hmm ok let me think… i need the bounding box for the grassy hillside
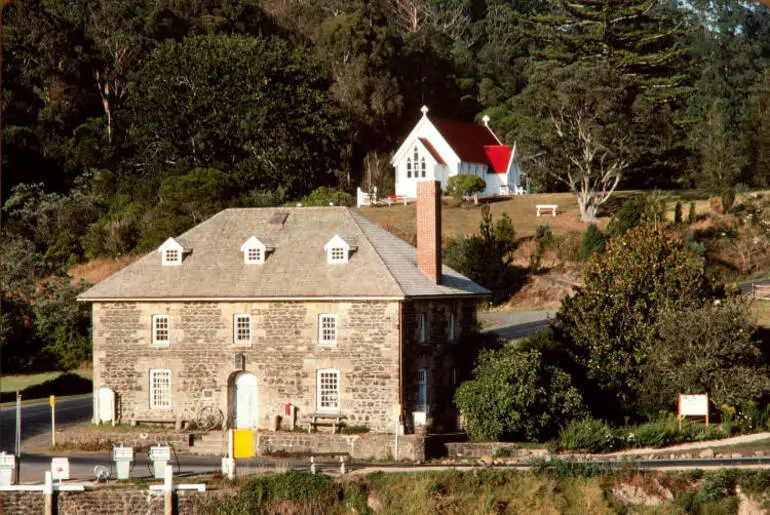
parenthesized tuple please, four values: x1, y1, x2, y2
(356, 191, 713, 242)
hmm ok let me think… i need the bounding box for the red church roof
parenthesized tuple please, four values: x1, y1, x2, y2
(418, 138, 446, 165)
(431, 117, 500, 164)
(483, 145, 513, 174)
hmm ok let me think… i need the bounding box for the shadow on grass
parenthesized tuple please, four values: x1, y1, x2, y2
(0, 373, 92, 403)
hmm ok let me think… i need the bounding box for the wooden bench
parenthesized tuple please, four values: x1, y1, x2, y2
(536, 204, 558, 217)
(303, 413, 346, 434)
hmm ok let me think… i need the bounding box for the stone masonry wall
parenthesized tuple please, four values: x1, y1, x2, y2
(0, 489, 236, 515)
(256, 432, 426, 461)
(93, 301, 401, 432)
(401, 298, 478, 433)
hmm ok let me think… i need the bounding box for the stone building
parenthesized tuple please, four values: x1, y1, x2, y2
(79, 181, 489, 433)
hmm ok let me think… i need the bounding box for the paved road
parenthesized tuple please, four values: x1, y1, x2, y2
(478, 311, 553, 341)
(0, 396, 92, 453)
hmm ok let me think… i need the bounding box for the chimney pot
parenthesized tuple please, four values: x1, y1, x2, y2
(417, 181, 442, 284)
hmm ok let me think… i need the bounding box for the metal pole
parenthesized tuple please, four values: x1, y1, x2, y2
(51, 400, 55, 448)
(14, 392, 19, 482)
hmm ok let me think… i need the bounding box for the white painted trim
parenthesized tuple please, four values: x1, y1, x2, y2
(316, 369, 340, 412)
(233, 314, 252, 345)
(149, 369, 172, 410)
(151, 314, 170, 346)
(318, 313, 338, 345)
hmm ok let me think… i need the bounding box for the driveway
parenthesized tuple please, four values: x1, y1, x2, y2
(478, 311, 554, 341)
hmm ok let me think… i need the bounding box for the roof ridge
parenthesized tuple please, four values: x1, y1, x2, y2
(346, 210, 407, 296)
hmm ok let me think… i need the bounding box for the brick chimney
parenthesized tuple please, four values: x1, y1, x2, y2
(417, 181, 442, 284)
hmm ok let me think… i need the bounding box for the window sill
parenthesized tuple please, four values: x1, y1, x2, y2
(151, 343, 170, 348)
(232, 341, 252, 346)
(317, 341, 337, 347)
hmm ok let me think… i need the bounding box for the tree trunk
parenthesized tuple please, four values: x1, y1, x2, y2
(578, 197, 599, 222)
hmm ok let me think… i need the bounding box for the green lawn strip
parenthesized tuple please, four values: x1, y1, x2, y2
(1, 369, 92, 393)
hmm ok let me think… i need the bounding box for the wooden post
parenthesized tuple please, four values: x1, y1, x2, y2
(43, 471, 53, 515)
(164, 464, 173, 515)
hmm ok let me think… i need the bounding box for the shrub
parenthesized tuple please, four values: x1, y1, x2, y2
(631, 419, 680, 448)
(213, 471, 334, 513)
(532, 458, 614, 478)
(696, 470, 737, 502)
(606, 196, 645, 237)
(673, 201, 683, 224)
(558, 418, 617, 453)
(555, 231, 582, 263)
(446, 174, 486, 200)
(720, 188, 736, 214)
(579, 224, 607, 260)
(688, 201, 697, 224)
(455, 332, 586, 442)
(529, 224, 553, 273)
(297, 186, 353, 207)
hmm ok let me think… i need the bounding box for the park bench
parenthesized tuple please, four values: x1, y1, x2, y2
(536, 204, 558, 217)
(384, 194, 408, 207)
(309, 452, 351, 475)
(130, 417, 184, 430)
(303, 413, 346, 434)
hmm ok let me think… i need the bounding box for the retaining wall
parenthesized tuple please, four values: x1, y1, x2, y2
(256, 432, 427, 461)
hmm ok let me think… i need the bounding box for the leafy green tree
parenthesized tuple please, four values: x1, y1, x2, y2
(127, 35, 344, 199)
(298, 186, 353, 207)
(674, 201, 683, 224)
(158, 168, 233, 225)
(513, 62, 634, 221)
(579, 224, 606, 261)
(454, 331, 586, 442)
(445, 174, 486, 200)
(641, 298, 770, 415)
(32, 278, 92, 371)
(557, 224, 719, 419)
(444, 204, 521, 304)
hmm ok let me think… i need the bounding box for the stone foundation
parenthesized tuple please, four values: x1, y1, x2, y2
(55, 427, 198, 452)
(445, 442, 549, 460)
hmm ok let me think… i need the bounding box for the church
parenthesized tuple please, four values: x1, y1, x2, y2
(391, 106, 527, 199)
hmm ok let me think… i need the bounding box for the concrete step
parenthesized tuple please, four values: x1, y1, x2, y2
(189, 432, 227, 455)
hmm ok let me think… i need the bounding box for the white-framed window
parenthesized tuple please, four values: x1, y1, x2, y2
(246, 247, 261, 263)
(164, 249, 180, 264)
(448, 313, 455, 343)
(420, 157, 426, 178)
(330, 247, 346, 262)
(318, 314, 338, 345)
(317, 369, 340, 412)
(233, 314, 251, 345)
(418, 313, 426, 343)
(150, 369, 171, 409)
(152, 315, 170, 345)
(417, 368, 428, 410)
(406, 159, 412, 178)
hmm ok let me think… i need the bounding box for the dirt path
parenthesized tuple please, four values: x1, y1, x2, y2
(603, 432, 770, 457)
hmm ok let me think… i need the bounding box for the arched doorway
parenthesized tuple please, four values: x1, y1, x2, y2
(233, 372, 258, 429)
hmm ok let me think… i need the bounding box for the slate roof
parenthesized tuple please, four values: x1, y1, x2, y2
(78, 207, 490, 301)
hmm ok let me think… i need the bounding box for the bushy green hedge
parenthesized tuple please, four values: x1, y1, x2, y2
(558, 417, 729, 453)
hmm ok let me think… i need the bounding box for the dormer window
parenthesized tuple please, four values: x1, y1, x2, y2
(241, 236, 274, 264)
(324, 235, 357, 264)
(158, 237, 190, 266)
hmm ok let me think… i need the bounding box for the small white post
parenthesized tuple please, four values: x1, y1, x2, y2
(164, 465, 173, 515)
(44, 471, 54, 515)
(310, 456, 316, 475)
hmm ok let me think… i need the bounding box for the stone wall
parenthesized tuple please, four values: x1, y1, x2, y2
(401, 298, 477, 433)
(445, 442, 549, 460)
(55, 427, 196, 452)
(0, 489, 236, 515)
(256, 432, 427, 461)
(93, 300, 401, 432)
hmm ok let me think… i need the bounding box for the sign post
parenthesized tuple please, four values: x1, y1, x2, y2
(14, 392, 20, 482)
(49, 396, 55, 447)
(678, 393, 709, 429)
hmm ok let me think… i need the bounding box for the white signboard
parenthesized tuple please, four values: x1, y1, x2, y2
(98, 387, 115, 424)
(51, 458, 70, 481)
(679, 394, 708, 416)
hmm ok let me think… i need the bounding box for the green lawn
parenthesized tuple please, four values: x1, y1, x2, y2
(1, 369, 92, 393)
